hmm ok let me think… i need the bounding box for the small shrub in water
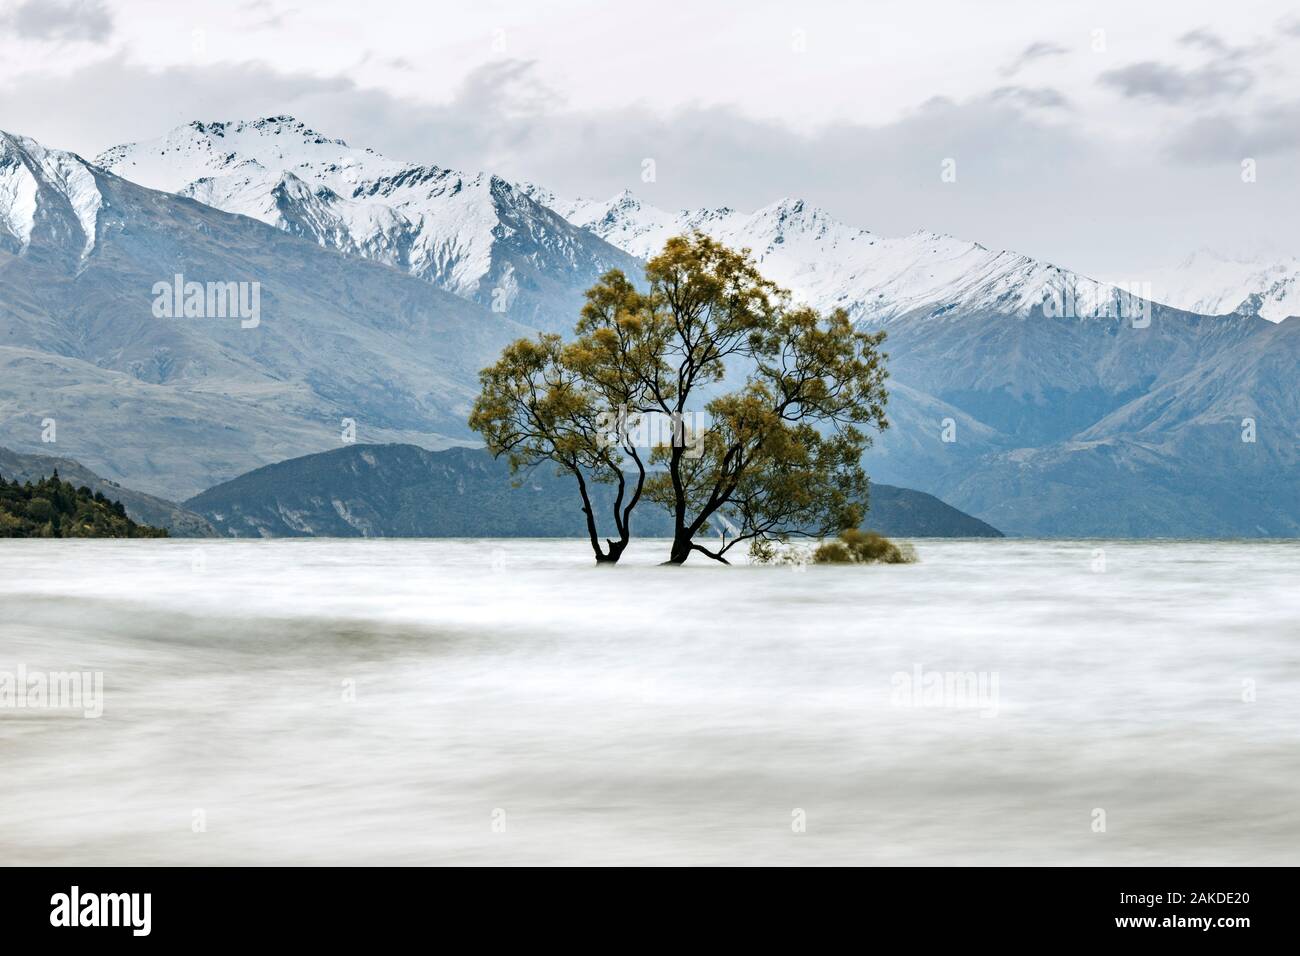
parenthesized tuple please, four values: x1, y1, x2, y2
(811, 529, 917, 565)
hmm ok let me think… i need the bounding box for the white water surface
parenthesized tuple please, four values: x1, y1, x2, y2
(1, 538, 1297, 865)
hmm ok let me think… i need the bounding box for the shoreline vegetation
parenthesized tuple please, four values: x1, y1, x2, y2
(0, 471, 168, 538)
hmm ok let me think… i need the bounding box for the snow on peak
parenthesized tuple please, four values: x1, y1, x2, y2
(0, 135, 40, 247)
(96, 117, 379, 195)
(539, 188, 1126, 323)
(96, 119, 515, 296)
(752, 196, 824, 225)
(197, 115, 350, 147)
(1145, 249, 1299, 321)
(92, 118, 1212, 327)
(0, 130, 103, 257)
(95, 119, 640, 326)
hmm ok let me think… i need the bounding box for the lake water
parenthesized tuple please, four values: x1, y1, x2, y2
(1, 538, 1297, 865)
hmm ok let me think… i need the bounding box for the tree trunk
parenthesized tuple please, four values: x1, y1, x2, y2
(665, 529, 693, 565)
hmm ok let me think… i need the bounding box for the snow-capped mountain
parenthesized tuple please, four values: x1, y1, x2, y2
(0, 127, 526, 498)
(522, 187, 1139, 324)
(1145, 249, 1300, 322)
(98, 118, 1152, 332)
(1, 131, 103, 259)
(96, 117, 642, 330)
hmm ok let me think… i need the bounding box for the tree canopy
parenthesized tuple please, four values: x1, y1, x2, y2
(469, 232, 890, 564)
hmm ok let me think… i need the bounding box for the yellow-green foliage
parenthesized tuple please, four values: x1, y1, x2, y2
(469, 232, 893, 565)
(812, 528, 916, 564)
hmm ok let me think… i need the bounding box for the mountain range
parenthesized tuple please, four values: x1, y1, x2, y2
(1, 117, 1295, 536)
(524, 188, 1138, 325)
(0, 128, 532, 498)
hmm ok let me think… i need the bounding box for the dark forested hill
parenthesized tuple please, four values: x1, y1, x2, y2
(0, 471, 167, 537)
(185, 443, 1003, 539)
(0, 446, 215, 536)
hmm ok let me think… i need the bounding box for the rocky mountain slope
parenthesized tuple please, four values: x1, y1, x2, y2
(0, 129, 527, 499)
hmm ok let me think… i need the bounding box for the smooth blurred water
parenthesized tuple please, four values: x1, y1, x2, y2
(1, 537, 1297, 865)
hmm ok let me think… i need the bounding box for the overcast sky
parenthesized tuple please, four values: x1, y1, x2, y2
(1, 0, 1297, 276)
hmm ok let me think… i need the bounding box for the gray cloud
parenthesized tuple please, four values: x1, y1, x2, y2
(239, 0, 288, 31)
(988, 86, 1071, 110)
(2, 0, 113, 43)
(1178, 28, 1233, 55)
(1100, 25, 1275, 106)
(1001, 41, 1069, 77)
(1167, 100, 1300, 162)
(1178, 26, 1273, 60)
(1098, 60, 1254, 103)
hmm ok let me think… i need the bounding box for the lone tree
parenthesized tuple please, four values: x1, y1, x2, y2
(468, 322, 650, 564)
(469, 232, 890, 565)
